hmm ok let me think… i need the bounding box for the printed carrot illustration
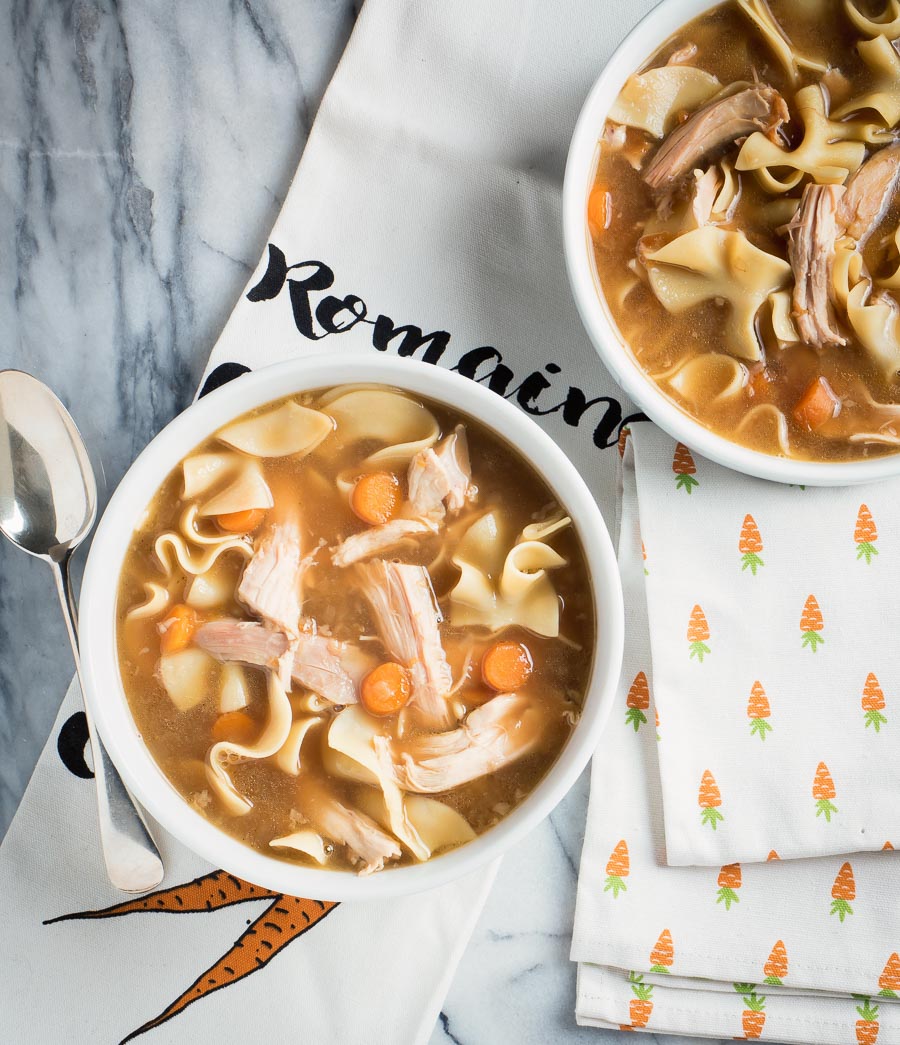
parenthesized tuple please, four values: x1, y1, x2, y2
(699, 770, 724, 830)
(716, 863, 742, 910)
(604, 840, 630, 898)
(748, 681, 773, 740)
(884, 842, 894, 851)
(800, 595, 825, 652)
(813, 761, 838, 822)
(862, 672, 888, 733)
(767, 850, 780, 861)
(45, 870, 338, 1042)
(642, 540, 648, 576)
(734, 983, 766, 1039)
(673, 442, 699, 493)
(687, 605, 711, 662)
(879, 953, 900, 998)
(830, 862, 856, 922)
(856, 997, 880, 1045)
(739, 514, 765, 575)
(855, 504, 879, 565)
(624, 971, 654, 1030)
(655, 705, 661, 742)
(618, 426, 631, 458)
(625, 671, 650, 732)
(649, 929, 674, 974)
(763, 940, 788, 986)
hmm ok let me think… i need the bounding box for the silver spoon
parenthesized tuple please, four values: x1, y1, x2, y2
(0, 370, 164, 892)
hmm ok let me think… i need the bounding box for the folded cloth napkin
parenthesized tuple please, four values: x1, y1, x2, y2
(629, 423, 900, 866)
(571, 427, 900, 1041)
(0, 0, 657, 1040)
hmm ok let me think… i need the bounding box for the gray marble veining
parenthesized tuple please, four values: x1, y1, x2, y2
(0, 3, 717, 1043)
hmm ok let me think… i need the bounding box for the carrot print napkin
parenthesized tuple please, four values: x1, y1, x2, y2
(571, 428, 900, 1041)
(627, 423, 900, 866)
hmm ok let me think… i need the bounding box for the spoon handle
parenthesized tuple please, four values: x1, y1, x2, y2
(50, 558, 165, 893)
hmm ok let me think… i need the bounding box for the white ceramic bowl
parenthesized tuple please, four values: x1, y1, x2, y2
(563, 0, 900, 486)
(80, 354, 624, 900)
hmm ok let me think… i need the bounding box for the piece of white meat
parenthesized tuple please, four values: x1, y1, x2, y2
(237, 511, 304, 636)
(837, 142, 900, 247)
(356, 560, 454, 729)
(298, 778, 400, 875)
(194, 619, 359, 705)
(785, 182, 847, 349)
(331, 518, 437, 568)
(643, 84, 788, 192)
(378, 693, 547, 793)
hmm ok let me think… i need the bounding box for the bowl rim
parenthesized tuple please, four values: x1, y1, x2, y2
(79, 353, 624, 900)
(562, 0, 900, 487)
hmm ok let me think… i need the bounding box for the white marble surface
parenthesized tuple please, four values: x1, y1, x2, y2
(0, 3, 717, 1043)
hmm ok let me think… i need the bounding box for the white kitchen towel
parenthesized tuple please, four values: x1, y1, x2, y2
(571, 429, 900, 1042)
(0, 0, 655, 1041)
(629, 424, 900, 866)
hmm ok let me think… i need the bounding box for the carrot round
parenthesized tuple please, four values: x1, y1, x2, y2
(481, 641, 533, 692)
(360, 661, 412, 716)
(351, 472, 401, 526)
(216, 507, 267, 533)
(587, 184, 611, 237)
(793, 376, 839, 431)
(158, 604, 199, 654)
(212, 710, 258, 745)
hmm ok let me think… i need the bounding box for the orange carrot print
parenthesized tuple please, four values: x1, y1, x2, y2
(862, 673, 888, 733)
(687, 605, 711, 662)
(813, 761, 838, 822)
(655, 705, 660, 742)
(618, 426, 630, 458)
(604, 840, 629, 898)
(624, 971, 653, 1030)
(739, 514, 765, 576)
(642, 540, 648, 576)
(855, 504, 879, 565)
(625, 671, 650, 732)
(884, 842, 895, 851)
(800, 594, 825, 652)
(748, 681, 773, 740)
(856, 998, 880, 1045)
(879, 953, 900, 998)
(830, 861, 856, 922)
(734, 984, 766, 1039)
(716, 863, 742, 910)
(673, 442, 699, 493)
(699, 769, 724, 830)
(767, 850, 780, 861)
(763, 940, 788, 986)
(649, 929, 674, 974)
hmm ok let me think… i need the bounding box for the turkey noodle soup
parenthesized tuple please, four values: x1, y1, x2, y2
(591, 0, 900, 461)
(117, 387, 592, 875)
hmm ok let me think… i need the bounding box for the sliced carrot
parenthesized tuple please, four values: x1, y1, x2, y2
(481, 641, 534, 692)
(587, 185, 611, 237)
(351, 472, 401, 526)
(793, 376, 839, 431)
(748, 367, 772, 399)
(211, 710, 258, 745)
(360, 661, 412, 716)
(158, 604, 199, 654)
(216, 507, 267, 533)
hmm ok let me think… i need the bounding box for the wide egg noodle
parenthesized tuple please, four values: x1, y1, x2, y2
(644, 227, 791, 362)
(325, 706, 430, 861)
(217, 400, 334, 458)
(154, 530, 252, 577)
(736, 0, 828, 84)
(273, 715, 324, 776)
(666, 353, 749, 403)
(844, 0, 900, 38)
(321, 387, 440, 468)
(181, 451, 274, 518)
(768, 290, 800, 343)
(205, 660, 294, 816)
(735, 404, 791, 455)
(354, 790, 476, 855)
(846, 282, 900, 379)
(125, 581, 169, 621)
(269, 829, 329, 864)
(736, 85, 883, 193)
(877, 227, 900, 291)
(607, 64, 721, 138)
(179, 503, 246, 547)
(833, 36, 900, 126)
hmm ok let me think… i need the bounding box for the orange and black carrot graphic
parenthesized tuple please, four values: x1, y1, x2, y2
(45, 870, 338, 1042)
